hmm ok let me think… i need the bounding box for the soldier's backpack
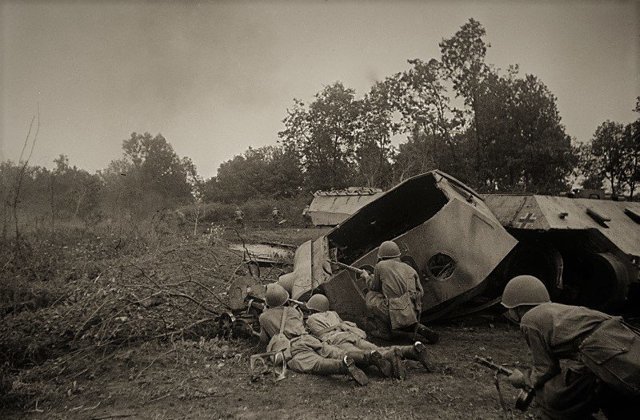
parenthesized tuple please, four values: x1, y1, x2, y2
(388, 292, 419, 330)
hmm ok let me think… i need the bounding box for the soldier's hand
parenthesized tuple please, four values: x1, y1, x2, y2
(506, 369, 526, 389)
(359, 271, 372, 282)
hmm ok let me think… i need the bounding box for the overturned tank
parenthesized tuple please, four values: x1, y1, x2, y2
(278, 170, 518, 325)
(278, 170, 640, 324)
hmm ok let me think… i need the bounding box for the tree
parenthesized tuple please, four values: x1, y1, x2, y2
(100, 132, 196, 218)
(579, 121, 629, 197)
(439, 18, 490, 184)
(279, 82, 360, 191)
(50, 154, 102, 222)
(579, 98, 640, 199)
(352, 80, 399, 188)
(477, 71, 576, 193)
(390, 58, 467, 183)
(205, 145, 303, 203)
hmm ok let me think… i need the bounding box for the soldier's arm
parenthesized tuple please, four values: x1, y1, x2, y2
(522, 325, 560, 390)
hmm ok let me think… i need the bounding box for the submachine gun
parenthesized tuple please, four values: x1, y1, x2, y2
(474, 356, 535, 411)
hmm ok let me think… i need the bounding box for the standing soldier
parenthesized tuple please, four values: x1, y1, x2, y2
(234, 206, 244, 229)
(271, 206, 281, 227)
(258, 283, 386, 386)
(360, 240, 439, 344)
(501, 275, 640, 419)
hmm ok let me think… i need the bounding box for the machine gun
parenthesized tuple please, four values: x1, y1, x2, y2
(474, 356, 535, 411)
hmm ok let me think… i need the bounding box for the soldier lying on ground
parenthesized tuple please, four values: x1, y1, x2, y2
(359, 240, 439, 344)
(305, 294, 434, 379)
(258, 283, 395, 386)
(501, 275, 640, 420)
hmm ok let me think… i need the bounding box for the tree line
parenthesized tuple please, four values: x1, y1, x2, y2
(2, 19, 639, 232)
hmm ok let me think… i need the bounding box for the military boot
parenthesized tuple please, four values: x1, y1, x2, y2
(369, 350, 394, 378)
(390, 348, 407, 380)
(413, 341, 433, 372)
(416, 323, 440, 344)
(342, 356, 369, 386)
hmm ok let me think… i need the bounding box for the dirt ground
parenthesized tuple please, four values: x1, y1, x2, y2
(0, 227, 606, 419)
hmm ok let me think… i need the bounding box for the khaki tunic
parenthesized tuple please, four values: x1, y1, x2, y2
(307, 311, 378, 353)
(258, 306, 346, 375)
(520, 302, 640, 418)
(366, 259, 423, 330)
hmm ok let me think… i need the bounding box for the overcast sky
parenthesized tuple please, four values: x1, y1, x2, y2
(1, 0, 639, 179)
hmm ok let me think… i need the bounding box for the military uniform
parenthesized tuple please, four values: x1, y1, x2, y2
(306, 309, 432, 375)
(364, 258, 439, 344)
(520, 302, 640, 419)
(259, 306, 347, 374)
(307, 310, 379, 353)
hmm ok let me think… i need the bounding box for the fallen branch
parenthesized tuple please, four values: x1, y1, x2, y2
(134, 347, 176, 379)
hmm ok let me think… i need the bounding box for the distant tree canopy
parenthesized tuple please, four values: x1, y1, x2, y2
(202, 145, 303, 203)
(578, 96, 640, 199)
(8, 18, 638, 233)
(277, 18, 578, 194)
(100, 132, 195, 217)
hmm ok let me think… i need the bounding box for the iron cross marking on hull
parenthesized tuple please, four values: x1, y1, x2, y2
(516, 212, 537, 228)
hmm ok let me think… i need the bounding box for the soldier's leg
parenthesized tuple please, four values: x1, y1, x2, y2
(289, 335, 369, 385)
(388, 341, 433, 372)
(536, 364, 600, 420)
(365, 291, 392, 340)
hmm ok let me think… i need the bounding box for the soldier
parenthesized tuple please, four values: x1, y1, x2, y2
(502, 275, 640, 419)
(258, 284, 391, 386)
(234, 206, 244, 229)
(271, 206, 281, 226)
(360, 240, 439, 344)
(305, 294, 433, 379)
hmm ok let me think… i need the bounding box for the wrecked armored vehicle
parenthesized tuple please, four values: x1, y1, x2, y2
(484, 194, 640, 313)
(277, 170, 640, 324)
(307, 187, 383, 226)
(277, 170, 518, 325)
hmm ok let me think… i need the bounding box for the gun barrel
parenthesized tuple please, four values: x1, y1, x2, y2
(330, 260, 365, 275)
(474, 355, 513, 376)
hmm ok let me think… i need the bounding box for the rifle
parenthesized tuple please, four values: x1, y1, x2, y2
(474, 356, 535, 411)
(329, 260, 367, 276)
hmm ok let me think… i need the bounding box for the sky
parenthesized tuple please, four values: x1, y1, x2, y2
(1, 0, 639, 179)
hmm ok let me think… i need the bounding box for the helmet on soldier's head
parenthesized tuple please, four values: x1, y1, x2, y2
(265, 283, 289, 307)
(306, 294, 330, 312)
(501, 275, 550, 309)
(377, 241, 401, 260)
(277, 273, 295, 295)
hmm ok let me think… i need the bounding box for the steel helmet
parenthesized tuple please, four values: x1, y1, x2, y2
(377, 241, 401, 260)
(306, 294, 330, 312)
(265, 283, 289, 307)
(277, 273, 296, 295)
(501, 275, 550, 309)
